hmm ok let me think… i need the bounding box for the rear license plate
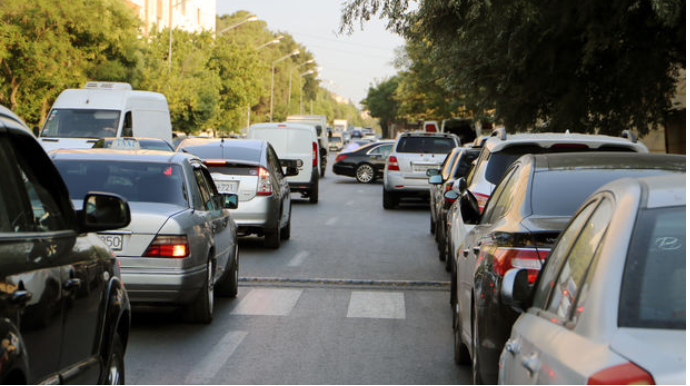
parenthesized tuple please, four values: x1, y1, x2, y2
(413, 165, 434, 173)
(216, 181, 239, 193)
(99, 234, 123, 251)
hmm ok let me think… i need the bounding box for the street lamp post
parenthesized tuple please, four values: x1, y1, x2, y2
(270, 49, 300, 122)
(255, 35, 283, 51)
(288, 59, 315, 111)
(217, 14, 258, 35)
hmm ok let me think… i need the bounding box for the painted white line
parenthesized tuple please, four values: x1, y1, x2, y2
(231, 288, 303, 316)
(185, 331, 247, 384)
(288, 251, 310, 267)
(325, 217, 338, 226)
(345, 200, 355, 206)
(347, 291, 406, 319)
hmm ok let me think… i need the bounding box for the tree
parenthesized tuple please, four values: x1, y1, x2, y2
(341, 0, 685, 136)
(361, 76, 400, 138)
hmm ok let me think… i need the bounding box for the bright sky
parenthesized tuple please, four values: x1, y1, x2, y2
(216, 0, 406, 108)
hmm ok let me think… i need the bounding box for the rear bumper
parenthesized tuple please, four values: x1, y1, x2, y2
(289, 168, 318, 193)
(384, 172, 431, 195)
(231, 195, 279, 229)
(120, 265, 206, 305)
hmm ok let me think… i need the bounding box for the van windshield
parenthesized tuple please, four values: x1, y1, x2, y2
(41, 109, 121, 138)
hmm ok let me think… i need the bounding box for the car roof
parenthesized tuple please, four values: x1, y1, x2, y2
(484, 131, 647, 152)
(532, 153, 686, 172)
(0, 104, 30, 132)
(595, 174, 686, 210)
(50, 148, 195, 164)
(397, 131, 457, 139)
(178, 137, 264, 150)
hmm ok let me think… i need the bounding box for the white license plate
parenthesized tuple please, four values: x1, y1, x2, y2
(216, 181, 239, 193)
(414, 165, 434, 173)
(99, 234, 124, 251)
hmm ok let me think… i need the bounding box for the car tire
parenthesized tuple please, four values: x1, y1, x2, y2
(355, 164, 376, 184)
(309, 181, 319, 204)
(216, 245, 239, 298)
(264, 225, 281, 249)
(437, 222, 446, 261)
(103, 332, 125, 385)
(382, 188, 398, 209)
(320, 156, 326, 178)
(472, 300, 484, 384)
(453, 301, 471, 365)
(444, 236, 453, 272)
(280, 205, 291, 240)
(430, 216, 436, 235)
(184, 259, 214, 324)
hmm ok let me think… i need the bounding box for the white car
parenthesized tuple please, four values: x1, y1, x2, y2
(286, 115, 329, 177)
(499, 173, 685, 384)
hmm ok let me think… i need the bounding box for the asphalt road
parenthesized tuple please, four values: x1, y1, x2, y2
(126, 155, 472, 384)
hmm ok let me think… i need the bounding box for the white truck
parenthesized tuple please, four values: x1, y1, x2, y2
(333, 119, 347, 135)
(286, 115, 329, 178)
(38, 82, 173, 152)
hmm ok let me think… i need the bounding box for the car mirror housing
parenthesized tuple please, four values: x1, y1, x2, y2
(457, 177, 468, 192)
(460, 190, 481, 225)
(79, 192, 131, 233)
(429, 175, 443, 185)
(426, 168, 440, 177)
(501, 268, 531, 311)
(220, 193, 239, 209)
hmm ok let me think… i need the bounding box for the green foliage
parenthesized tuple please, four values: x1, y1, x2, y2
(361, 76, 400, 137)
(342, 0, 685, 136)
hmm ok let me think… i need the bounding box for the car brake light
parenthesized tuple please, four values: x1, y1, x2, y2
(312, 142, 318, 167)
(257, 166, 272, 196)
(425, 123, 437, 132)
(444, 184, 453, 193)
(143, 236, 189, 258)
(490, 247, 550, 282)
(587, 362, 655, 385)
(387, 156, 400, 171)
(473, 192, 490, 213)
(204, 160, 227, 166)
(335, 154, 347, 163)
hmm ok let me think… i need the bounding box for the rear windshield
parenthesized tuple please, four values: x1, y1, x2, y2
(181, 145, 261, 162)
(396, 136, 456, 154)
(531, 169, 682, 216)
(55, 160, 188, 207)
(485, 144, 636, 184)
(94, 139, 173, 151)
(41, 109, 121, 138)
(619, 207, 685, 330)
(206, 164, 259, 177)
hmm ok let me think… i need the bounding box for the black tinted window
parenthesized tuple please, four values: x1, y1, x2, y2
(396, 137, 456, 154)
(55, 160, 188, 207)
(619, 207, 685, 330)
(452, 150, 480, 178)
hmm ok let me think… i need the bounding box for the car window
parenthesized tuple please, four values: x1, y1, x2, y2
(121, 112, 133, 137)
(532, 199, 599, 309)
(440, 149, 459, 181)
(266, 146, 283, 178)
(619, 207, 686, 330)
(466, 147, 488, 185)
(194, 167, 217, 211)
(395, 136, 456, 154)
(0, 136, 34, 233)
(368, 144, 391, 156)
(480, 166, 519, 225)
(452, 150, 479, 179)
(544, 199, 612, 322)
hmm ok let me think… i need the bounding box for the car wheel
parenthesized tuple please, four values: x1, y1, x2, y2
(216, 245, 239, 298)
(280, 205, 291, 240)
(264, 224, 281, 249)
(382, 188, 398, 209)
(320, 157, 326, 178)
(309, 181, 319, 204)
(185, 259, 214, 324)
(437, 223, 446, 262)
(102, 331, 125, 385)
(430, 216, 436, 235)
(444, 235, 453, 272)
(355, 164, 375, 183)
(472, 301, 484, 384)
(453, 301, 471, 365)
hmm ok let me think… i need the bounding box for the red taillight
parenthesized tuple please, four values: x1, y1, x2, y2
(143, 236, 189, 258)
(444, 184, 453, 193)
(335, 154, 347, 163)
(257, 166, 272, 196)
(204, 160, 227, 166)
(425, 123, 437, 132)
(387, 156, 400, 171)
(587, 362, 655, 385)
(312, 142, 318, 167)
(473, 192, 490, 213)
(490, 247, 550, 282)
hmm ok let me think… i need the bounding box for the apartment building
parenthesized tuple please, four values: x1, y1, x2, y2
(123, 0, 216, 35)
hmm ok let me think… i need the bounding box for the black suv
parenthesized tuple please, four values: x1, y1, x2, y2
(0, 105, 132, 384)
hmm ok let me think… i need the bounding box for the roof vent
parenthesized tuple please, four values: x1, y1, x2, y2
(490, 127, 507, 141)
(621, 130, 637, 143)
(84, 82, 133, 91)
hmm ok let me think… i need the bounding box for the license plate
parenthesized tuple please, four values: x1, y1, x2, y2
(99, 234, 123, 251)
(414, 165, 434, 173)
(216, 181, 239, 193)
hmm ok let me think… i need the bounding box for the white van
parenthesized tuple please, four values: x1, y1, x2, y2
(286, 115, 329, 177)
(248, 122, 320, 203)
(38, 82, 172, 152)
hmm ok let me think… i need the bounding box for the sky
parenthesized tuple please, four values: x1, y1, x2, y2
(216, 1, 406, 107)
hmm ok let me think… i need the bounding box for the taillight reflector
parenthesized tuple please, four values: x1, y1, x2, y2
(587, 362, 655, 385)
(387, 156, 400, 171)
(312, 142, 318, 167)
(491, 247, 550, 282)
(335, 154, 347, 163)
(144, 236, 189, 258)
(257, 166, 272, 196)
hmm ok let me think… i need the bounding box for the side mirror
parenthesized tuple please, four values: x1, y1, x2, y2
(429, 175, 443, 185)
(79, 192, 131, 232)
(457, 177, 468, 192)
(443, 190, 459, 209)
(426, 168, 440, 177)
(460, 190, 481, 225)
(285, 167, 299, 177)
(220, 193, 239, 209)
(501, 268, 531, 311)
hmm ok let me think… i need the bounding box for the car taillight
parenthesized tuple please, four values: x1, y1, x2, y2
(312, 142, 318, 167)
(204, 160, 227, 166)
(587, 362, 655, 385)
(387, 156, 400, 171)
(257, 166, 272, 196)
(143, 236, 189, 258)
(473, 191, 490, 213)
(489, 247, 550, 283)
(335, 154, 347, 163)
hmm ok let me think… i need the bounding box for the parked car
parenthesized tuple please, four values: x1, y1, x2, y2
(332, 140, 394, 183)
(38, 81, 172, 152)
(92, 137, 175, 151)
(178, 138, 297, 248)
(248, 122, 320, 203)
(52, 149, 240, 324)
(499, 174, 686, 385)
(428, 147, 463, 237)
(383, 131, 459, 209)
(0, 104, 132, 384)
(451, 152, 685, 384)
(329, 135, 344, 151)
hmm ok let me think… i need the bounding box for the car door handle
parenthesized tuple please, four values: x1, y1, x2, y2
(9, 289, 32, 305)
(520, 352, 539, 376)
(505, 338, 520, 356)
(63, 278, 82, 290)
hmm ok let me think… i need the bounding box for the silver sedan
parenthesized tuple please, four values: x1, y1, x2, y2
(52, 149, 240, 324)
(499, 174, 686, 384)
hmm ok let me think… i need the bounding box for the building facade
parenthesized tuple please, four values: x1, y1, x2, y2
(123, 0, 216, 35)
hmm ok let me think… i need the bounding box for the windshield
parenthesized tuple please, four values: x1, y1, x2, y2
(619, 207, 685, 330)
(395, 136, 456, 154)
(54, 160, 188, 207)
(41, 109, 121, 138)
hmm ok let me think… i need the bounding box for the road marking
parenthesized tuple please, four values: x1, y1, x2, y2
(325, 217, 338, 226)
(347, 291, 406, 319)
(288, 251, 309, 267)
(185, 331, 247, 384)
(231, 288, 302, 316)
(345, 200, 355, 206)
